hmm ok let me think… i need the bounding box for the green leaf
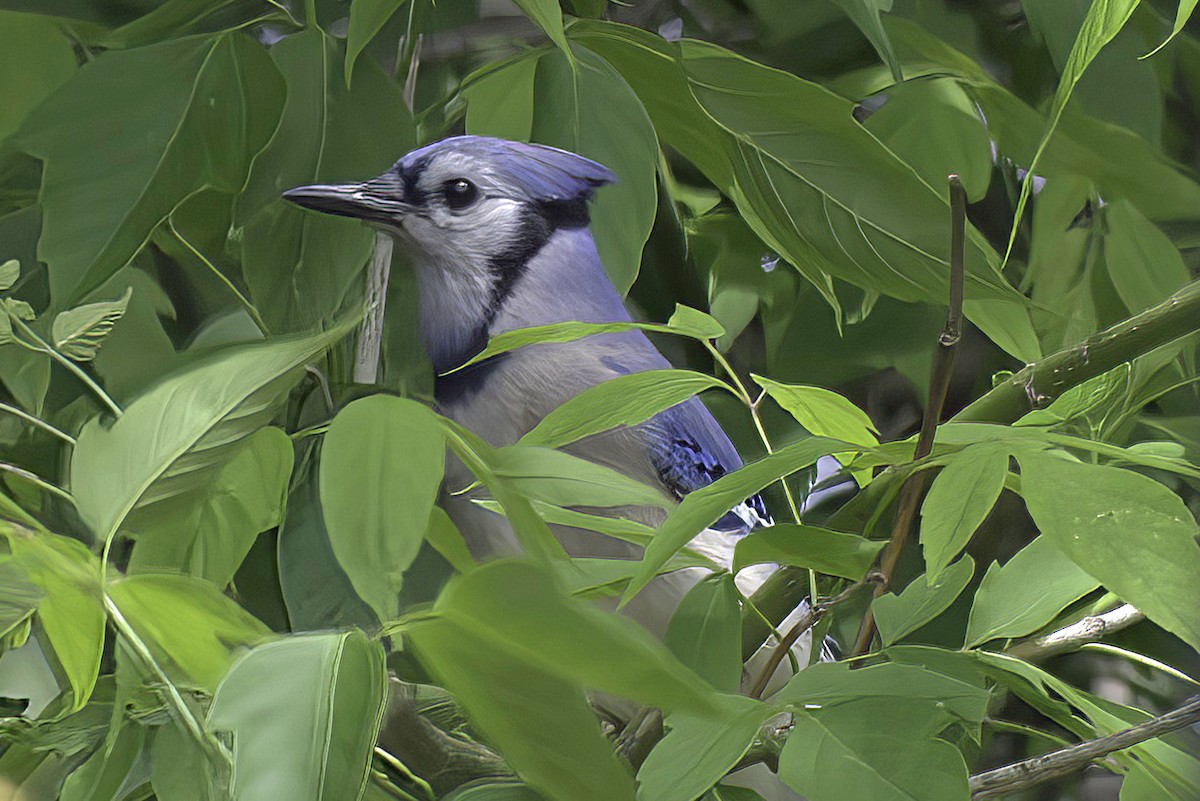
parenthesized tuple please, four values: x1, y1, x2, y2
(51, 287, 132, 362)
(873, 555, 975, 646)
(59, 720, 145, 801)
(413, 560, 721, 714)
(207, 630, 387, 801)
(575, 22, 1038, 360)
(409, 613, 636, 801)
(320, 395, 445, 622)
(18, 33, 284, 304)
(0, 259, 18, 292)
(733, 525, 884, 581)
(778, 701, 970, 801)
(107, 573, 269, 691)
(919, 443, 1007, 582)
(623, 437, 846, 604)
(777, 661, 989, 726)
(151, 721, 219, 801)
(0, 558, 41, 642)
(345, 0, 413, 85)
(100, 0, 275, 48)
(636, 697, 775, 801)
(830, 0, 902, 82)
(491, 445, 673, 511)
(447, 786, 545, 801)
(1003, 0, 1142, 265)
(1016, 450, 1200, 651)
(513, 0, 573, 60)
(1146, 0, 1199, 56)
(1103, 199, 1191, 316)
(425, 506, 476, 575)
(71, 323, 351, 542)
(464, 54, 539, 143)
(664, 573, 742, 693)
(237, 29, 414, 332)
(128, 426, 294, 588)
(0, 12, 76, 144)
(966, 535, 1100, 648)
(2, 527, 103, 712)
(521, 370, 733, 449)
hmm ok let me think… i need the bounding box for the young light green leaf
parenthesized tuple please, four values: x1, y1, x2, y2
(2, 526, 103, 712)
(513, 0, 573, 61)
(71, 323, 352, 542)
(829, 0, 902, 82)
(623, 437, 847, 605)
(733, 525, 884, 581)
(664, 573, 743, 693)
(208, 631, 387, 801)
(521, 370, 733, 449)
(345, 0, 413, 86)
(1145, 0, 1199, 57)
(107, 573, 270, 691)
(425, 506, 476, 575)
(490, 445, 673, 511)
(0, 259, 18, 292)
(919, 442, 1008, 582)
(17, 33, 284, 304)
(965, 536, 1100, 648)
(636, 697, 775, 801)
(0, 558, 41, 643)
(59, 719, 145, 801)
(1016, 450, 1200, 651)
(873, 555, 975, 646)
(321, 395, 445, 622)
(666, 305, 726, 340)
(1002, 0, 1142, 266)
(127, 427, 294, 589)
(51, 287, 132, 362)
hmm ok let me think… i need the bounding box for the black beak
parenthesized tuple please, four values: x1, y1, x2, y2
(281, 180, 413, 223)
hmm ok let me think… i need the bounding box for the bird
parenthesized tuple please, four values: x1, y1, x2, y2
(282, 135, 815, 681)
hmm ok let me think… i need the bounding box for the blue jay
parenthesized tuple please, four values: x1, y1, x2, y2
(283, 135, 812, 678)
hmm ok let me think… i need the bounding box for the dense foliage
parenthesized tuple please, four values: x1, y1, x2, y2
(1, 1, 1199, 800)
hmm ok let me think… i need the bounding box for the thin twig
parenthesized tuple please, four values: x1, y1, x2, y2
(748, 606, 818, 699)
(968, 695, 1200, 799)
(355, 234, 394, 384)
(1006, 604, 1144, 662)
(851, 175, 967, 657)
(9, 315, 123, 418)
(0, 402, 76, 446)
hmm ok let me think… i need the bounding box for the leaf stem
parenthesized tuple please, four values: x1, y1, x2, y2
(0, 402, 76, 445)
(0, 462, 75, 506)
(169, 217, 270, 335)
(9, 315, 123, 418)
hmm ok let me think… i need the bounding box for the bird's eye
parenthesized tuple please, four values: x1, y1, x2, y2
(443, 178, 479, 210)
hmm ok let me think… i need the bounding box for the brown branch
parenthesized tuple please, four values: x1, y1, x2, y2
(1006, 604, 1144, 662)
(748, 607, 818, 699)
(851, 174, 967, 657)
(968, 695, 1200, 799)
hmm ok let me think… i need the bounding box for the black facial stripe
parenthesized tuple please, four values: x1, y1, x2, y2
(400, 157, 429, 207)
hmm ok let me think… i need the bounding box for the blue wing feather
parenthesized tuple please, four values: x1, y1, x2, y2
(646, 397, 771, 534)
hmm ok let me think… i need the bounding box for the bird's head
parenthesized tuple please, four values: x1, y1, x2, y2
(282, 135, 615, 275)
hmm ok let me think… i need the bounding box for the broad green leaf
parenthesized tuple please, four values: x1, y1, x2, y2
(409, 614, 636, 801)
(1146, 0, 1199, 56)
(636, 697, 775, 801)
(321, 395, 445, 622)
(664, 573, 742, 693)
(101, 0, 276, 48)
(208, 631, 386, 801)
(151, 721, 219, 801)
(51, 287, 132, 362)
(1003, 0, 1142, 265)
(71, 323, 351, 542)
(666, 306, 726, 340)
(522, 370, 733, 449)
(860, 77, 991, 202)
(0, 558, 41, 642)
(830, 0, 901, 82)
(447, 786, 544, 801)
(107, 573, 269, 691)
(514, 0, 573, 57)
(491, 445, 672, 511)
(778, 701, 970, 801)
(0, 259, 18, 291)
(425, 506, 476, 575)
(777, 661, 989, 726)
(345, 0, 413, 85)
(623, 437, 846, 604)
(59, 720, 145, 801)
(558, 554, 713, 598)
(18, 33, 284, 304)
(128, 427, 293, 588)
(414, 560, 721, 714)
(1016, 450, 1200, 651)
(2, 526, 103, 711)
(238, 30, 414, 331)
(575, 22, 1038, 360)
(965, 535, 1100, 648)
(1016, 364, 1131, 429)
(733, 525, 884, 581)
(919, 443, 1007, 582)
(0, 12, 76, 144)
(873, 555, 975, 646)
(1103, 199, 1191, 315)
(464, 54, 539, 142)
